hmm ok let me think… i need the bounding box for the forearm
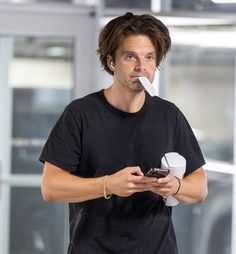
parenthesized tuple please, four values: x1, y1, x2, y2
(41, 162, 105, 203)
(174, 170, 208, 204)
(41, 163, 157, 202)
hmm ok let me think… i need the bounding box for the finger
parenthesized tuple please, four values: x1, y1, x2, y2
(128, 180, 153, 189)
(136, 182, 159, 190)
(157, 176, 172, 184)
(150, 186, 172, 193)
(148, 188, 167, 196)
(129, 167, 144, 176)
(130, 186, 153, 193)
(131, 176, 157, 185)
(149, 179, 172, 188)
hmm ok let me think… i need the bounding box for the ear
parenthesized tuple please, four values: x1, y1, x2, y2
(107, 55, 115, 72)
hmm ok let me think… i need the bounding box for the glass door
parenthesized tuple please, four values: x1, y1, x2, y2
(0, 35, 73, 254)
(163, 25, 236, 254)
(0, 4, 98, 254)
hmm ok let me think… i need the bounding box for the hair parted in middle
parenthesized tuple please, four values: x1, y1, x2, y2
(97, 12, 171, 75)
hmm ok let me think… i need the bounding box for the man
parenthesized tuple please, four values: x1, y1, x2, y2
(40, 12, 208, 254)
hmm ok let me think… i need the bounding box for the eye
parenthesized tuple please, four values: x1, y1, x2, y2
(146, 54, 155, 61)
(125, 54, 135, 60)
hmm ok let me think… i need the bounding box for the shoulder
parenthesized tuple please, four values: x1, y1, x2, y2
(54, 91, 102, 125)
(149, 95, 180, 116)
(65, 91, 102, 114)
(70, 91, 101, 108)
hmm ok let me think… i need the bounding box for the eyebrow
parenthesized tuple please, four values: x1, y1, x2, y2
(122, 51, 136, 55)
(122, 51, 156, 55)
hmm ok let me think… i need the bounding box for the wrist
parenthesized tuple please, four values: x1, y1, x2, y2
(103, 175, 112, 199)
(173, 176, 181, 196)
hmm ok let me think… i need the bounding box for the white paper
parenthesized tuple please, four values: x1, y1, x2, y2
(138, 77, 157, 97)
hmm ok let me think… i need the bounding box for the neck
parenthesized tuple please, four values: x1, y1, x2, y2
(104, 85, 146, 113)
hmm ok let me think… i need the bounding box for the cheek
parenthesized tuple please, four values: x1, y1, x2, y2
(114, 67, 130, 81)
(148, 62, 157, 70)
(149, 68, 156, 82)
(116, 64, 132, 76)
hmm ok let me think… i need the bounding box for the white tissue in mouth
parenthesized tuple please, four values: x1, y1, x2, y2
(138, 77, 156, 97)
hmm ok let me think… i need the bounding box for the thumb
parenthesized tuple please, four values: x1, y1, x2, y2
(130, 166, 144, 176)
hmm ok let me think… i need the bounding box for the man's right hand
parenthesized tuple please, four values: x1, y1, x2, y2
(42, 162, 159, 203)
(106, 166, 157, 197)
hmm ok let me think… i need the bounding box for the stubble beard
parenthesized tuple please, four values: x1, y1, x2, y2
(121, 80, 144, 93)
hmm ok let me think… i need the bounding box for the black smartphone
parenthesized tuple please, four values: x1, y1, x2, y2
(145, 168, 170, 178)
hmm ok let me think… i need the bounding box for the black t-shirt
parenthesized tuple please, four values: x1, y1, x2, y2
(39, 90, 205, 254)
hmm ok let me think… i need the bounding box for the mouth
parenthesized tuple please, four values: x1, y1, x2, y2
(132, 75, 148, 78)
(138, 76, 156, 97)
(132, 76, 149, 84)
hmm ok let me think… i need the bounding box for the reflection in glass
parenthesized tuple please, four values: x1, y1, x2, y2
(10, 37, 73, 174)
(12, 88, 71, 174)
(173, 171, 232, 254)
(168, 46, 234, 163)
(10, 187, 67, 254)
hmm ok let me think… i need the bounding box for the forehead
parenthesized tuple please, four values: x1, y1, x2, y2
(117, 35, 156, 54)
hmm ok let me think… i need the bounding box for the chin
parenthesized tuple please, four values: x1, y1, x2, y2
(121, 81, 144, 93)
(129, 86, 144, 93)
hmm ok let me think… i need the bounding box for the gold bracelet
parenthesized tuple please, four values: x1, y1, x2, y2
(103, 175, 112, 199)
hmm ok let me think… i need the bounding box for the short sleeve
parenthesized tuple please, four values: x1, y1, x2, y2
(174, 109, 205, 175)
(39, 105, 82, 173)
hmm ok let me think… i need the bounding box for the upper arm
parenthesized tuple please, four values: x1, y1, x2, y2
(184, 167, 207, 182)
(39, 105, 82, 174)
(184, 166, 208, 195)
(41, 161, 71, 200)
(42, 161, 69, 179)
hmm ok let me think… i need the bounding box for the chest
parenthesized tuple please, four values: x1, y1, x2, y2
(78, 111, 175, 175)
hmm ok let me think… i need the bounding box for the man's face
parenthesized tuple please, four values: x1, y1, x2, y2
(112, 35, 157, 93)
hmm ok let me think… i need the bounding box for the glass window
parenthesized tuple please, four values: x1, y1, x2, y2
(10, 0, 150, 8)
(10, 37, 73, 174)
(8, 0, 98, 5)
(172, 0, 236, 13)
(2, 35, 74, 254)
(173, 171, 232, 254)
(5, 0, 236, 14)
(167, 44, 235, 163)
(9, 0, 71, 4)
(104, 0, 150, 9)
(167, 26, 235, 254)
(10, 187, 67, 254)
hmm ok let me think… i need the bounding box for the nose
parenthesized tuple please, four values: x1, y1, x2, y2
(134, 58, 146, 72)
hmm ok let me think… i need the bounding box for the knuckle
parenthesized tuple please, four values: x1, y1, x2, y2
(128, 189, 135, 195)
(127, 182, 134, 189)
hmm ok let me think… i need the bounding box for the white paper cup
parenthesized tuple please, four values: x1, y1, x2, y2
(161, 152, 186, 206)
